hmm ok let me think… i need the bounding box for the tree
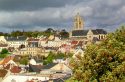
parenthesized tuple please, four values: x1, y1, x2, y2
(69, 26, 125, 82)
(43, 51, 55, 65)
(60, 29, 69, 38)
(0, 49, 9, 58)
(1, 48, 8, 54)
(19, 57, 28, 65)
(11, 30, 23, 37)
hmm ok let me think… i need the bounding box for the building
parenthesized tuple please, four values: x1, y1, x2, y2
(70, 13, 107, 44)
(27, 38, 39, 47)
(5, 36, 27, 49)
(0, 36, 7, 44)
(17, 47, 44, 56)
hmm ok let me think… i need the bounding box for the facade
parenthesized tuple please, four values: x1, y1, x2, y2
(5, 36, 27, 49)
(40, 35, 69, 48)
(27, 38, 39, 47)
(17, 47, 44, 56)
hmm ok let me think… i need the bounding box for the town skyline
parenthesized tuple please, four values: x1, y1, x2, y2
(0, 0, 125, 32)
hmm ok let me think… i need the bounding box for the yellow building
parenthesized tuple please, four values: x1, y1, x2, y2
(14, 47, 47, 56)
(73, 13, 84, 30)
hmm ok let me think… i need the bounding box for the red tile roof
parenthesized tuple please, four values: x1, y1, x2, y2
(60, 44, 67, 47)
(0, 69, 8, 77)
(71, 41, 78, 45)
(4, 64, 11, 70)
(0, 56, 14, 65)
(10, 66, 21, 73)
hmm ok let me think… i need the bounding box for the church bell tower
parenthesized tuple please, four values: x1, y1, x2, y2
(73, 13, 84, 30)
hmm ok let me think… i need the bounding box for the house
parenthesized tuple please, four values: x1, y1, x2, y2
(50, 63, 72, 74)
(0, 56, 17, 68)
(27, 38, 39, 47)
(17, 47, 44, 56)
(47, 35, 62, 47)
(5, 36, 27, 49)
(58, 44, 71, 53)
(39, 37, 48, 47)
(40, 63, 57, 74)
(40, 63, 72, 75)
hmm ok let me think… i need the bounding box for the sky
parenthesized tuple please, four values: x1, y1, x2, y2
(0, 0, 125, 32)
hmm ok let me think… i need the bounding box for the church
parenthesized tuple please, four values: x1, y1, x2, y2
(70, 13, 107, 44)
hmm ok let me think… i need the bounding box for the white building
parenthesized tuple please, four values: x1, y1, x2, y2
(2, 75, 49, 82)
(0, 36, 6, 43)
(5, 36, 27, 49)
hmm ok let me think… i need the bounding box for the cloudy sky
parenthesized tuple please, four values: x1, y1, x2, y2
(0, 0, 125, 32)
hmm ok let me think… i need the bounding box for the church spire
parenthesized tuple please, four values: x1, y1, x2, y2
(73, 12, 84, 30)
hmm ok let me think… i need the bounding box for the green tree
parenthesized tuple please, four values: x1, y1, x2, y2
(0, 49, 9, 58)
(1, 48, 8, 54)
(43, 51, 55, 65)
(19, 57, 28, 65)
(59, 29, 69, 39)
(69, 26, 125, 82)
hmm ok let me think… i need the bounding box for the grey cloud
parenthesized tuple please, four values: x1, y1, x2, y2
(0, 0, 86, 11)
(0, 0, 125, 32)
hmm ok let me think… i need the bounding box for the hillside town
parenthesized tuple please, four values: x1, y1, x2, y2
(0, 13, 107, 82)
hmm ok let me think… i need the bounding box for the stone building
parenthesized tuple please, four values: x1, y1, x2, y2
(70, 13, 107, 44)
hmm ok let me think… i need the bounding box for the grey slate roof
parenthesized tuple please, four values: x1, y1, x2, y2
(29, 64, 42, 73)
(92, 29, 107, 35)
(5, 36, 27, 41)
(42, 63, 57, 69)
(72, 29, 107, 36)
(72, 30, 89, 36)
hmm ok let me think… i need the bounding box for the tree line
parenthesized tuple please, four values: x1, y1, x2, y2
(0, 28, 69, 38)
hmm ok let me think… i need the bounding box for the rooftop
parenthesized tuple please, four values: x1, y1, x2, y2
(5, 36, 27, 41)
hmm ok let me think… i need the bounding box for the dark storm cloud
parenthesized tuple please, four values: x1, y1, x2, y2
(0, 0, 85, 11)
(0, 0, 125, 32)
